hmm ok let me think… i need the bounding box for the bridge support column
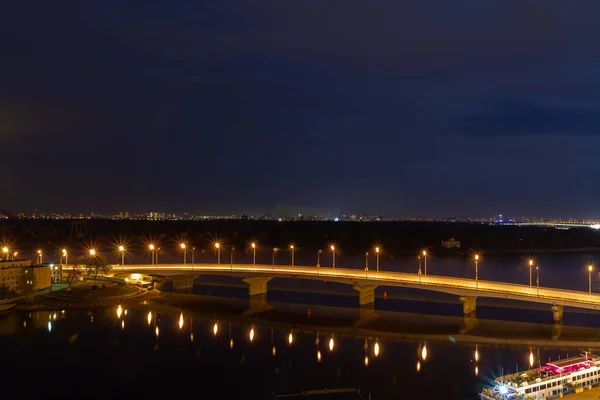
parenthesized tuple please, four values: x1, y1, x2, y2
(459, 296, 477, 318)
(552, 304, 564, 325)
(353, 284, 378, 307)
(242, 277, 273, 316)
(243, 277, 272, 298)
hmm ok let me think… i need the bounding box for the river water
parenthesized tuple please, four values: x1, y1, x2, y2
(4, 251, 600, 398)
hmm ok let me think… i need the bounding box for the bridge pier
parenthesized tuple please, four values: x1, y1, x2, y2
(243, 277, 272, 298)
(459, 296, 477, 318)
(353, 284, 378, 307)
(552, 304, 564, 325)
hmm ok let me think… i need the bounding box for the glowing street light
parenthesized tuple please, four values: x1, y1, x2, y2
(118, 245, 125, 266)
(180, 243, 187, 264)
(375, 247, 381, 271)
(251, 242, 256, 265)
(37, 249, 43, 264)
(289, 245, 295, 267)
(272, 247, 278, 265)
(149, 244, 155, 265)
(249, 326, 255, 342)
(215, 242, 221, 264)
(422, 250, 427, 275)
(89, 249, 96, 257)
(474, 254, 480, 289)
(62, 248, 68, 266)
(2, 246, 8, 261)
(330, 245, 336, 268)
(589, 265, 594, 294)
(528, 259, 534, 287)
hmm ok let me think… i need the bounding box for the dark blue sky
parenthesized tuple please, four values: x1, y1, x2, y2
(2, 1, 600, 218)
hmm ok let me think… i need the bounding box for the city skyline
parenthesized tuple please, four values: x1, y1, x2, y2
(3, 2, 600, 217)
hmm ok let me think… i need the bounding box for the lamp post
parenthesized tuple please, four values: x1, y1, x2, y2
(180, 243, 187, 264)
(365, 252, 369, 271)
(118, 246, 124, 268)
(317, 250, 321, 267)
(272, 248, 278, 265)
(536, 266, 540, 296)
(474, 254, 479, 290)
(231, 247, 234, 267)
(418, 255, 422, 275)
(290, 245, 295, 267)
(376, 247, 381, 271)
(330, 245, 336, 268)
(61, 249, 67, 266)
(215, 242, 221, 264)
(528, 259, 533, 287)
(12, 252, 17, 261)
(251, 242, 256, 266)
(192, 247, 195, 266)
(37, 249, 43, 264)
(149, 244, 155, 265)
(2, 247, 8, 261)
(588, 265, 594, 294)
(422, 250, 427, 275)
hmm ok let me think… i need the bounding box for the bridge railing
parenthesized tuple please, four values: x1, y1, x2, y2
(105, 263, 600, 307)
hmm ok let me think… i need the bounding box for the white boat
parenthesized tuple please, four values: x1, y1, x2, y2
(481, 353, 600, 399)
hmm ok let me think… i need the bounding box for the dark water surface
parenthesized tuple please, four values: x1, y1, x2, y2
(2, 300, 599, 400)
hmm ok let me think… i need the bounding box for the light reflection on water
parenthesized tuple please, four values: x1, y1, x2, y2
(2, 307, 599, 399)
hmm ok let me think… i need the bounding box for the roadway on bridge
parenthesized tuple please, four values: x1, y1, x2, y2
(111, 263, 600, 311)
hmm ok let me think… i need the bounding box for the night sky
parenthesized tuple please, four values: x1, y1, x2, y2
(2, 1, 600, 218)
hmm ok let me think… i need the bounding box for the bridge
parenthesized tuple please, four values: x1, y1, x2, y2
(95, 263, 600, 324)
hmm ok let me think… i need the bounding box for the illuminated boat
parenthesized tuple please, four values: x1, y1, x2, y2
(481, 353, 600, 399)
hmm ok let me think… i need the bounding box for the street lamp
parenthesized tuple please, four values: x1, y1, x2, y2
(230, 246, 234, 266)
(536, 266, 540, 296)
(376, 247, 381, 271)
(149, 244, 155, 265)
(365, 252, 369, 271)
(251, 242, 256, 266)
(62, 248, 68, 266)
(37, 249, 43, 264)
(272, 248, 278, 265)
(528, 259, 534, 287)
(2, 246, 8, 261)
(422, 250, 427, 275)
(474, 254, 479, 289)
(180, 243, 187, 264)
(330, 245, 336, 268)
(290, 245, 295, 267)
(118, 246, 125, 266)
(317, 250, 321, 267)
(588, 265, 594, 294)
(12, 251, 17, 261)
(89, 248, 96, 257)
(215, 242, 221, 264)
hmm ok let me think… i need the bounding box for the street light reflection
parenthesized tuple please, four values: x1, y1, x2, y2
(178, 313, 184, 330)
(329, 337, 335, 351)
(116, 305, 122, 319)
(213, 322, 219, 336)
(147, 311, 152, 326)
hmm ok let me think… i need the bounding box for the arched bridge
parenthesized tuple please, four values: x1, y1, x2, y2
(102, 263, 600, 323)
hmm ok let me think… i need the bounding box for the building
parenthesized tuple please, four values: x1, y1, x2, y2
(441, 238, 461, 249)
(0, 260, 31, 294)
(22, 265, 52, 291)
